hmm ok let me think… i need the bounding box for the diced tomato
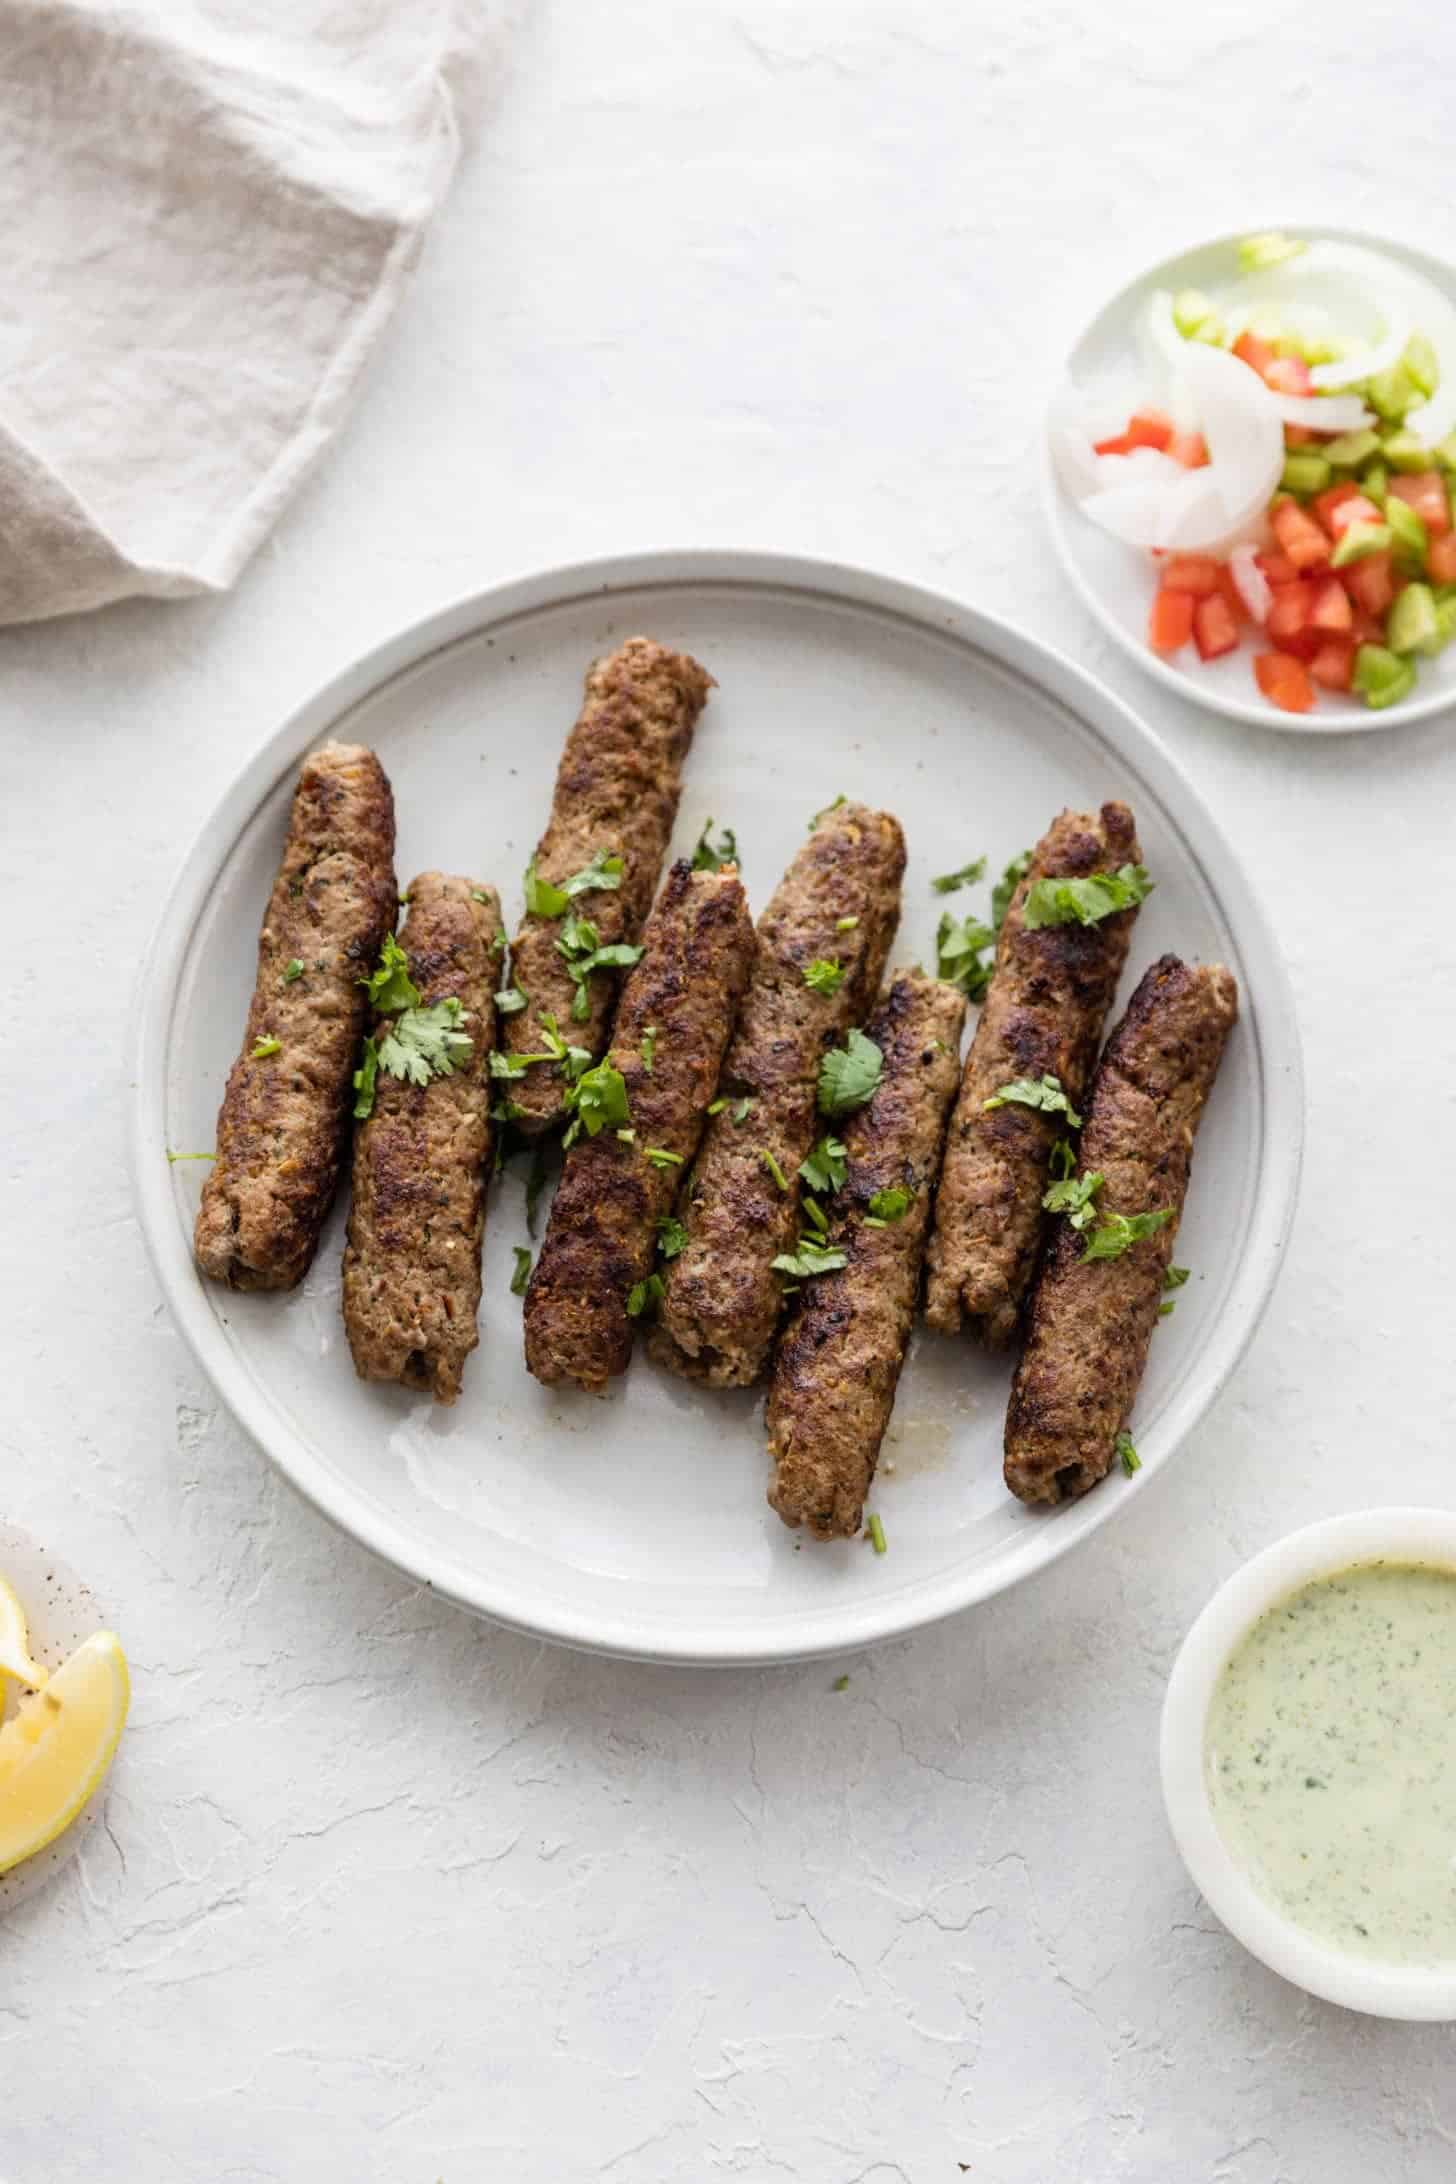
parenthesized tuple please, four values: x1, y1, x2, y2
(1263, 354, 1313, 397)
(1255, 550, 1299, 586)
(1193, 593, 1240, 661)
(1309, 577, 1353, 633)
(1254, 653, 1315, 713)
(1271, 497, 1332, 572)
(1093, 431, 1137, 455)
(1271, 626, 1321, 661)
(1429, 531, 1456, 585)
(1127, 408, 1173, 451)
(1328, 493, 1383, 538)
(1166, 431, 1210, 469)
(1387, 471, 1451, 539)
(1314, 481, 1363, 536)
(1267, 581, 1315, 640)
(1158, 555, 1222, 596)
(1309, 638, 1356, 692)
(1349, 603, 1385, 645)
(1341, 550, 1396, 618)
(1233, 331, 1275, 377)
(1148, 590, 1196, 655)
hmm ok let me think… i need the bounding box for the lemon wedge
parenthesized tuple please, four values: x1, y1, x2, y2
(0, 1573, 48, 1690)
(0, 1632, 129, 1875)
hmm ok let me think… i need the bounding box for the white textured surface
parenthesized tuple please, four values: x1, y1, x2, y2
(5, 2, 1456, 2176)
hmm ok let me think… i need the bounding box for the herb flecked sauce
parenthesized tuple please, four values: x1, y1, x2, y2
(1205, 1560, 1456, 1965)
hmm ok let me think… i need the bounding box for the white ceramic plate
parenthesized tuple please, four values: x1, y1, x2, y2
(131, 551, 1303, 1665)
(1044, 223, 1456, 734)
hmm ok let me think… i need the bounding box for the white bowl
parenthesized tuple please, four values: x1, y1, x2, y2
(1161, 1507, 1456, 2019)
(1044, 222, 1456, 735)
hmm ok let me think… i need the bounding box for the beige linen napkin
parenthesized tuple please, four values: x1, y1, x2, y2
(0, 0, 518, 625)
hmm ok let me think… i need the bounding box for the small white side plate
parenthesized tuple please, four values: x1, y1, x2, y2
(1044, 223, 1456, 734)
(130, 550, 1303, 1664)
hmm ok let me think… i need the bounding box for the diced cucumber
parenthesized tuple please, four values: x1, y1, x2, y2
(1403, 333, 1440, 401)
(1385, 495, 1429, 569)
(1237, 232, 1306, 273)
(1433, 595, 1456, 653)
(1434, 433, 1456, 473)
(1387, 583, 1441, 658)
(1366, 366, 1419, 423)
(1281, 453, 1332, 496)
(1173, 288, 1222, 343)
(1360, 461, 1389, 506)
(1322, 428, 1381, 469)
(1382, 430, 1434, 475)
(1353, 643, 1417, 710)
(1329, 521, 1392, 569)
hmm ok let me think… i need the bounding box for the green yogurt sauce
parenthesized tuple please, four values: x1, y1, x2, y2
(1205, 1559, 1456, 1965)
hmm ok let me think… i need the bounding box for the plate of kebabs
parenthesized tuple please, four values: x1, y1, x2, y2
(132, 551, 1303, 1664)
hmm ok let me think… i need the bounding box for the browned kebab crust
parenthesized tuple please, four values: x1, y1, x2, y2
(649, 801, 907, 1389)
(503, 637, 713, 1134)
(766, 971, 966, 1540)
(924, 801, 1143, 1346)
(340, 875, 502, 1403)
(1003, 954, 1238, 1506)
(522, 862, 755, 1393)
(193, 741, 397, 1291)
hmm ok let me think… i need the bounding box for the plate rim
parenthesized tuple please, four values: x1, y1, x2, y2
(1043, 218, 1456, 737)
(129, 547, 1305, 1665)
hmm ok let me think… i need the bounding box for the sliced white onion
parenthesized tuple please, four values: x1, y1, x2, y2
(1230, 542, 1272, 625)
(1153, 468, 1222, 549)
(1269, 392, 1372, 433)
(1078, 481, 1176, 546)
(1094, 447, 1184, 491)
(1174, 342, 1285, 529)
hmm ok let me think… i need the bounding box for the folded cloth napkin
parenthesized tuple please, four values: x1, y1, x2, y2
(0, 0, 518, 625)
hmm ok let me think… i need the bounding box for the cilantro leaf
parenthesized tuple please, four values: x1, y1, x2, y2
(799, 1135, 848, 1193)
(931, 856, 987, 895)
(565, 1058, 630, 1139)
(281, 958, 304, 985)
(803, 958, 845, 996)
(771, 1238, 849, 1279)
(377, 998, 474, 1088)
(835, 915, 859, 933)
(1081, 1208, 1173, 1262)
(1116, 1430, 1141, 1476)
(818, 1029, 883, 1117)
(1043, 1169, 1103, 1232)
(991, 851, 1032, 931)
(732, 1096, 755, 1125)
(627, 1273, 665, 1318)
(361, 932, 421, 1013)
(1048, 1137, 1077, 1182)
(644, 1146, 683, 1169)
(801, 1195, 829, 1235)
(936, 911, 995, 1001)
(353, 1037, 379, 1119)
(1022, 864, 1154, 931)
(691, 819, 739, 872)
(641, 1026, 657, 1073)
(656, 1214, 688, 1259)
(1163, 1264, 1190, 1291)
(495, 984, 528, 1014)
(866, 1184, 912, 1224)
(866, 1513, 887, 1554)
(983, 1074, 1082, 1126)
(523, 848, 624, 919)
(250, 1035, 281, 1059)
(510, 1246, 532, 1296)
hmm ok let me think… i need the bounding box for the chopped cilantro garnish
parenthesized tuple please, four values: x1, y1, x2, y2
(866, 1184, 912, 1223)
(931, 856, 987, 895)
(281, 958, 304, 984)
(471, 889, 491, 904)
(1164, 1265, 1190, 1291)
(250, 1035, 282, 1059)
(866, 1513, 887, 1554)
(799, 1135, 848, 1193)
(489, 931, 506, 955)
(1081, 1209, 1172, 1263)
(495, 984, 528, 1014)
(377, 999, 473, 1088)
(1048, 1137, 1077, 1182)
(1022, 864, 1153, 931)
(1116, 1430, 1141, 1476)
(771, 1237, 848, 1279)
(761, 1148, 790, 1191)
(510, 1246, 532, 1296)
(617, 1128, 636, 1143)
(165, 1149, 215, 1163)
(360, 932, 420, 1013)
(564, 1057, 630, 1141)
(809, 793, 847, 831)
(936, 911, 995, 1002)
(802, 1196, 829, 1235)
(656, 1214, 688, 1259)
(832, 1674, 850, 1692)
(1043, 1170, 1103, 1232)
(835, 915, 859, 932)
(641, 1025, 657, 1072)
(523, 848, 624, 919)
(353, 1038, 379, 1119)
(691, 819, 739, 872)
(706, 1096, 728, 1115)
(991, 851, 1032, 931)
(803, 958, 845, 996)
(627, 1273, 665, 1318)
(732, 1096, 755, 1125)
(983, 1074, 1082, 1125)
(818, 1029, 883, 1117)
(490, 1095, 525, 1123)
(1158, 1301, 1176, 1319)
(644, 1146, 683, 1169)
